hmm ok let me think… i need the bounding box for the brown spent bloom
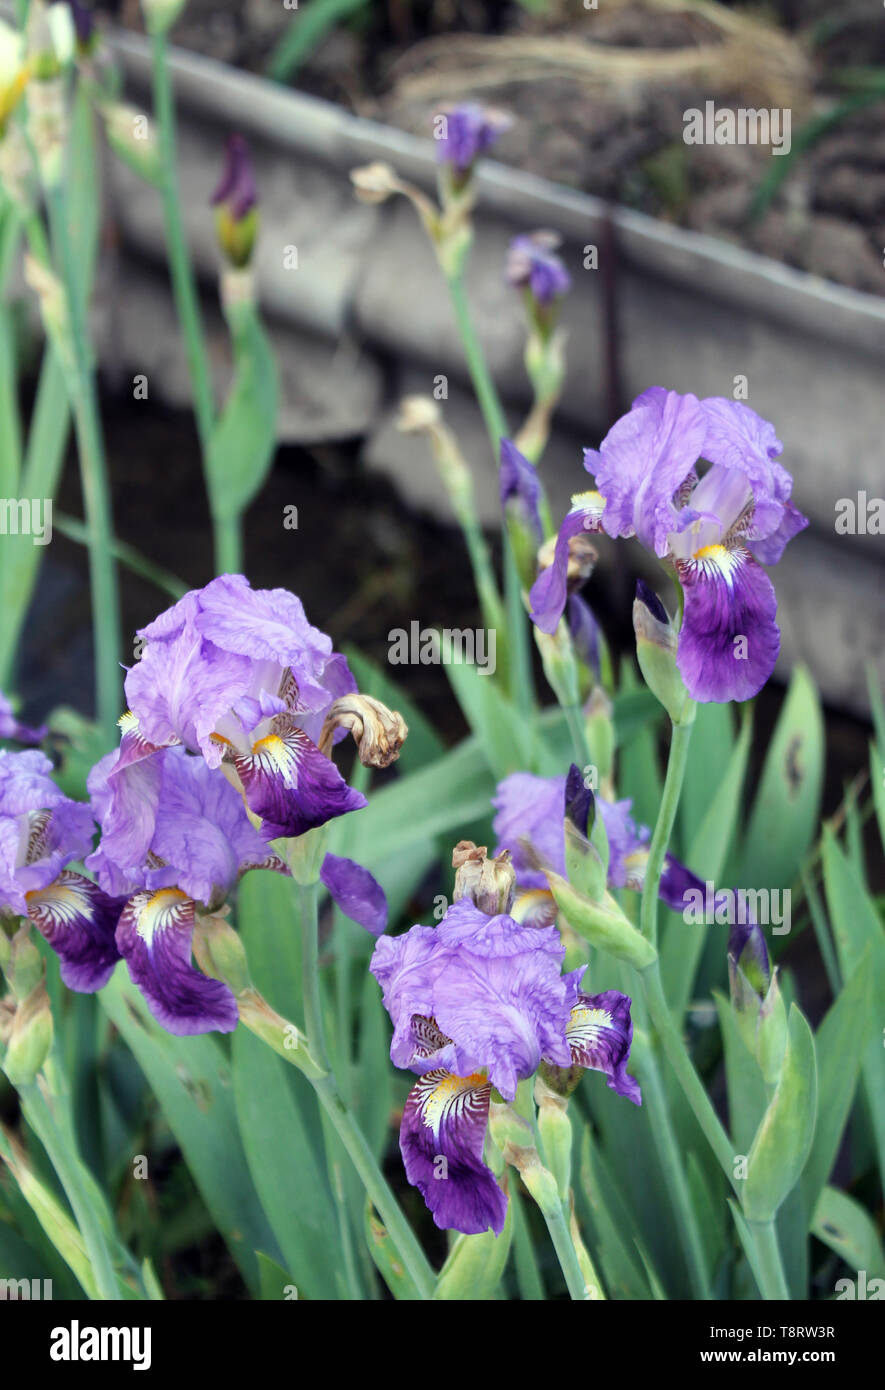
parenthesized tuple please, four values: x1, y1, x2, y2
(452, 841, 516, 917)
(319, 694, 407, 768)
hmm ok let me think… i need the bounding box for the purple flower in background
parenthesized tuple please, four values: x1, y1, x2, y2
(567, 594, 600, 675)
(506, 231, 571, 305)
(0, 751, 122, 992)
(122, 575, 366, 843)
(371, 898, 638, 1232)
(492, 770, 702, 912)
(66, 0, 95, 47)
(434, 102, 511, 174)
(86, 742, 289, 1036)
(0, 690, 46, 746)
(584, 389, 808, 702)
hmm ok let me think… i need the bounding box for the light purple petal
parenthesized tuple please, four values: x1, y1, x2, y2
(320, 852, 387, 935)
(492, 772, 565, 889)
(586, 388, 706, 555)
(370, 898, 573, 1100)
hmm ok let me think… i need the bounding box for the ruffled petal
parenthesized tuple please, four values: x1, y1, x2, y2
(566, 989, 641, 1104)
(233, 718, 367, 840)
(26, 871, 123, 991)
(677, 544, 780, 702)
(400, 1069, 506, 1235)
(115, 889, 238, 1035)
(320, 853, 387, 935)
(585, 388, 706, 555)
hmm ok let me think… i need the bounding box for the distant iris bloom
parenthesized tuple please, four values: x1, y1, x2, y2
(492, 770, 702, 921)
(533, 391, 807, 702)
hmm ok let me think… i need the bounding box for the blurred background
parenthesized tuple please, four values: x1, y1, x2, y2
(11, 0, 885, 829)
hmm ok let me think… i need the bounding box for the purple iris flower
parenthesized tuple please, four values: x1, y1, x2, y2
(506, 231, 571, 305)
(66, 0, 95, 47)
(579, 389, 808, 702)
(0, 691, 46, 745)
(492, 770, 702, 913)
(0, 750, 122, 992)
(122, 575, 366, 842)
(434, 102, 511, 174)
(371, 898, 637, 1234)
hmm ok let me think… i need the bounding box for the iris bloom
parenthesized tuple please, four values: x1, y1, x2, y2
(506, 231, 571, 306)
(493, 770, 702, 923)
(86, 742, 386, 1035)
(434, 102, 511, 175)
(0, 20, 27, 135)
(370, 898, 638, 1235)
(533, 390, 807, 702)
(0, 750, 121, 991)
(122, 575, 366, 842)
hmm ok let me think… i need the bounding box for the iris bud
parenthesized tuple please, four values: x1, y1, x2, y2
(633, 579, 690, 726)
(535, 1076, 572, 1200)
(3, 980, 53, 1085)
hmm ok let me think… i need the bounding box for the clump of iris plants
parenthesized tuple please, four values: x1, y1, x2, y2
(0, 29, 881, 1313)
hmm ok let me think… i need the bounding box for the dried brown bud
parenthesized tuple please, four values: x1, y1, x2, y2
(319, 694, 407, 768)
(452, 841, 515, 916)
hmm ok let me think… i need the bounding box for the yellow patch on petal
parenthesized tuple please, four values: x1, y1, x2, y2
(136, 888, 191, 946)
(421, 1071, 487, 1134)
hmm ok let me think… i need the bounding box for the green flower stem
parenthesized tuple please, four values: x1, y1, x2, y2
(540, 1195, 590, 1300)
(18, 1081, 121, 1301)
(748, 1219, 790, 1300)
(213, 513, 243, 577)
(639, 704, 696, 950)
(0, 205, 22, 494)
(292, 881, 437, 1299)
(642, 960, 736, 1187)
(634, 1031, 713, 1299)
(299, 881, 331, 1074)
(151, 32, 239, 575)
(444, 270, 533, 717)
(43, 187, 122, 741)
